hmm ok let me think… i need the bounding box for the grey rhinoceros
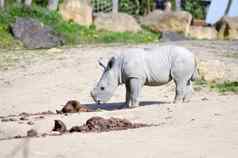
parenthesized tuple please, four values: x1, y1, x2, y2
(91, 45, 198, 108)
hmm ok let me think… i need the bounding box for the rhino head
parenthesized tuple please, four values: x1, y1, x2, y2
(91, 56, 121, 104)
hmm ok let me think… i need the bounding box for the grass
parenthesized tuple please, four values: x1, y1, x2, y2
(194, 79, 238, 94)
(225, 53, 238, 59)
(0, 3, 160, 49)
(210, 81, 238, 94)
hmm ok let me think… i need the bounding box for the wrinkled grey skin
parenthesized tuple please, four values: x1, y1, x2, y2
(91, 45, 198, 108)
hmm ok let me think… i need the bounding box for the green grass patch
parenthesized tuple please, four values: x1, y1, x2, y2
(0, 3, 159, 49)
(210, 81, 238, 94)
(225, 53, 238, 59)
(194, 79, 238, 94)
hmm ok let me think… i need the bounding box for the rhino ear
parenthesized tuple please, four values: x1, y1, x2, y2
(98, 57, 107, 70)
(108, 57, 116, 69)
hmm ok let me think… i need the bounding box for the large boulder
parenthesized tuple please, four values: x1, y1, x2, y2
(188, 26, 217, 40)
(59, 0, 92, 26)
(11, 17, 63, 49)
(160, 32, 188, 42)
(140, 10, 192, 35)
(216, 16, 238, 40)
(198, 60, 225, 83)
(94, 12, 142, 33)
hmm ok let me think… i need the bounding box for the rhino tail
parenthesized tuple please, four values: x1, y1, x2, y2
(191, 56, 199, 81)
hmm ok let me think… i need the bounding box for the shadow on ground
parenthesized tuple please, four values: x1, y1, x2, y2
(85, 101, 170, 111)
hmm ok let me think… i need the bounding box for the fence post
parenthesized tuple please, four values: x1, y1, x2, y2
(0, 0, 4, 9)
(112, 0, 118, 14)
(176, 0, 182, 11)
(48, 0, 59, 11)
(24, 0, 32, 7)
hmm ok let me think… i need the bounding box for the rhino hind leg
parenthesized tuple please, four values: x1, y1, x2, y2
(173, 79, 187, 103)
(125, 78, 144, 108)
(183, 80, 193, 102)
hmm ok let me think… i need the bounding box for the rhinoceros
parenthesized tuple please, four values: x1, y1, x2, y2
(91, 45, 198, 108)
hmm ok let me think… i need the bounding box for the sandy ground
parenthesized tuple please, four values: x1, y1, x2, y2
(0, 41, 238, 158)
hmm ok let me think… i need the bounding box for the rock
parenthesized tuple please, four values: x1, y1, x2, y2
(69, 116, 149, 133)
(27, 129, 38, 137)
(188, 26, 217, 40)
(2, 118, 18, 122)
(20, 116, 28, 121)
(216, 16, 238, 40)
(47, 48, 63, 53)
(57, 100, 92, 113)
(140, 10, 192, 35)
(27, 121, 34, 125)
(198, 60, 225, 83)
(59, 0, 92, 26)
(94, 12, 142, 33)
(14, 135, 23, 139)
(19, 112, 30, 117)
(11, 17, 63, 49)
(52, 120, 67, 133)
(160, 32, 188, 42)
(39, 110, 55, 115)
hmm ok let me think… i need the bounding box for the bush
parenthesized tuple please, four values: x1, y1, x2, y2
(118, 0, 156, 16)
(182, 0, 205, 19)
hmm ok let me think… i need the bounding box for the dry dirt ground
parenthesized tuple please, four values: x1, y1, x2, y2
(0, 41, 238, 158)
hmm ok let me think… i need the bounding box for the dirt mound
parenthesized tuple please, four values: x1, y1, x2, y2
(57, 100, 92, 114)
(69, 116, 149, 133)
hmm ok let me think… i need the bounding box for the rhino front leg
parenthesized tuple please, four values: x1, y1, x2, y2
(125, 82, 130, 106)
(126, 78, 144, 108)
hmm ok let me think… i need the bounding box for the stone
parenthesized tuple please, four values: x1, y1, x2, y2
(52, 120, 67, 133)
(27, 129, 38, 137)
(94, 12, 142, 33)
(11, 17, 63, 49)
(188, 26, 217, 40)
(216, 16, 238, 40)
(59, 0, 92, 26)
(140, 10, 192, 35)
(198, 60, 225, 83)
(47, 48, 63, 53)
(160, 32, 188, 42)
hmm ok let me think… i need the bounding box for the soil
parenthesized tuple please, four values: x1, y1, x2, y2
(0, 40, 238, 158)
(69, 116, 149, 133)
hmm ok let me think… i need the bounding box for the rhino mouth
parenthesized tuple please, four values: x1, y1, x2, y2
(91, 91, 103, 105)
(97, 100, 102, 105)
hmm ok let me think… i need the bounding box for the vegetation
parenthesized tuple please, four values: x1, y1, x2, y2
(194, 80, 238, 94)
(182, 0, 206, 19)
(0, 3, 159, 49)
(118, 0, 155, 15)
(210, 81, 238, 94)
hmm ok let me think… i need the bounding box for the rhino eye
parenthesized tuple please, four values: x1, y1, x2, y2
(100, 87, 105, 91)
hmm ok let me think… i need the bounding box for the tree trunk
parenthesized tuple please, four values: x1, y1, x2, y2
(17, 0, 22, 3)
(24, 0, 32, 7)
(0, 0, 4, 9)
(48, 0, 59, 11)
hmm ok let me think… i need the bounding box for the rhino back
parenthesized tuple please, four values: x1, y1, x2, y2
(120, 46, 195, 85)
(121, 46, 173, 85)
